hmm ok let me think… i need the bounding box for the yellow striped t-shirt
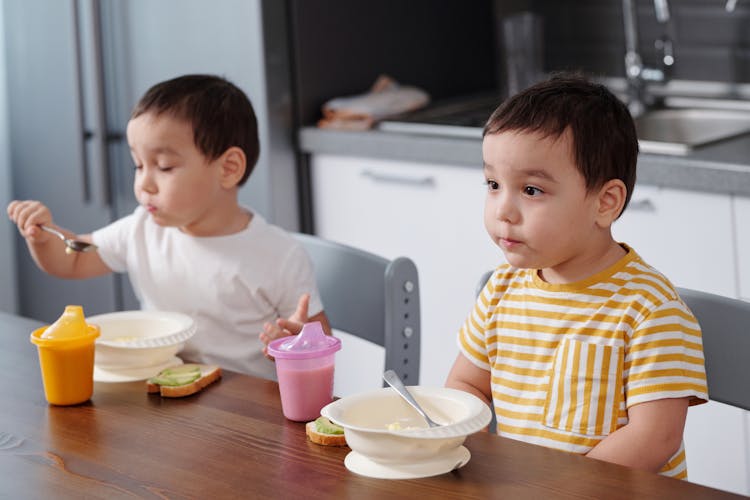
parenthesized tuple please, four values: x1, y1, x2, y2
(458, 245, 708, 478)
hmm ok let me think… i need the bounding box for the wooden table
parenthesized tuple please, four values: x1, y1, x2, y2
(0, 312, 741, 499)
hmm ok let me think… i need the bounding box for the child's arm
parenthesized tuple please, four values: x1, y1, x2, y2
(445, 352, 492, 407)
(7, 200, 112, 279)
(586, 397, 689, 472)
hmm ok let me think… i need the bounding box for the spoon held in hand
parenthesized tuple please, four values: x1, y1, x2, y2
(38, 225, 98, 254)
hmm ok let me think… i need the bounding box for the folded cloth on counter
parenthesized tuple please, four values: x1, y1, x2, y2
(318, 75, 430, 131)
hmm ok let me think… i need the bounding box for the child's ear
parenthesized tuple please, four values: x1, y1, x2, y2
(595, 179, 627, 227)
(217, 146, 247, 189)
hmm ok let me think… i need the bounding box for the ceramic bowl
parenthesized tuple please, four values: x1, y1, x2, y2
(321, 386, 492, 464)
(89, 311, 196, 369)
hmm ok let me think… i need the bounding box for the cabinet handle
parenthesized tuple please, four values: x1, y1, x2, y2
(361, 170, 435, 187)
(628, 198, 656, 212)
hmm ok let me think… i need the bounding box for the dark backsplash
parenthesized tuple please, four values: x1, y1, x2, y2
(289, 0, 496, 126)
(287, 0, 750, 127)
(535, 0, 750, 82)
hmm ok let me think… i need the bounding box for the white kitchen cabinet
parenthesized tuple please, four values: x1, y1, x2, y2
(614, 185, 747, 495)
(683, 401, 749, 495)
(732, 195, 750, 496)
(311, 155, 501, 388)
(735, 195, 750, 301)
(612, 184, 736, 298)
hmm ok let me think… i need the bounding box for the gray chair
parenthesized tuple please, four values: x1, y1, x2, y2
(677, 288, 750, 411)
(476, 271, 750, 411)
(475, 269, 497, 432)
(476, 269, 494, 299)
(294, 233, 421, 384)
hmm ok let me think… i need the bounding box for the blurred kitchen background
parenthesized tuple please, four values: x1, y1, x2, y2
(1, 0, 750, 494)
(4, 0, 749, 319)
(0, 0, 500, 320)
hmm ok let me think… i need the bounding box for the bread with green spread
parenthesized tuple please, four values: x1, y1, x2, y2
(146, 364, 221, 397)
(306, 417, 347, 446)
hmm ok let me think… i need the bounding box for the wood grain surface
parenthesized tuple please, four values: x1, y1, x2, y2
(0, 312, 741, 499)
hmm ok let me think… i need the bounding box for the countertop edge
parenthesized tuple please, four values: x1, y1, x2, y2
(299, 127, 750, 198)
(299, 128, 481, 167)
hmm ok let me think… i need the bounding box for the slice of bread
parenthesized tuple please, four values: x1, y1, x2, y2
(146, 363, 221, 397)
(306, 419, 348, 447)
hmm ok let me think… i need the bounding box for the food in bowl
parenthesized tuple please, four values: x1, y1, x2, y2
(111, 336, 139, 343)
(89, 311, 196, 370)
(321, 386, 491, 464)
(386, 422, 422, 431)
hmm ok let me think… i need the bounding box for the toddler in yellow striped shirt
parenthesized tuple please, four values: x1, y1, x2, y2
(446, 73, 707, 478)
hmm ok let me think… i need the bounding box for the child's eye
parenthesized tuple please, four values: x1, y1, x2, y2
(523, 186, 543, 196)
(158, 166, 174, 172)
(485, 179, 499, 191)
(133, 164, 143, 171)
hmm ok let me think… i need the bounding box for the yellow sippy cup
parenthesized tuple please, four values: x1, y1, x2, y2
(30, 305, 100, 405)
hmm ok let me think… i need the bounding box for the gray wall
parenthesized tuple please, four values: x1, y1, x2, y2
(105, 0, 299, 230)
(2, 0, 299, 321)
(0, 4, 18, 314)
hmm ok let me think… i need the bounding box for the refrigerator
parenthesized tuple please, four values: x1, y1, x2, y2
(3, 0, 299, 321)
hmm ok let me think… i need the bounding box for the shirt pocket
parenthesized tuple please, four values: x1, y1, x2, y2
(542, 338, 624, 437)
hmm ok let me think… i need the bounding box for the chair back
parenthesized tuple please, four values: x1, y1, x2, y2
(476, 269, 497, 432)
(677, 288, 750, 411)
(476, 270, 494, 298)
(294, 233, 421, 384)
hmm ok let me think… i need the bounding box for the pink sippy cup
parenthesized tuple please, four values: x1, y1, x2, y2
(267, 321, 341, 422)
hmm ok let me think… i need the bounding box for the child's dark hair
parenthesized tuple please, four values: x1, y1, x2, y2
(131, 74, 259, 186)
(484, 73, 638, 214)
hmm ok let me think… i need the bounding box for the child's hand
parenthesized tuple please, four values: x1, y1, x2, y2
(7, 200, 54, 244)
(260, 294, 312, 360)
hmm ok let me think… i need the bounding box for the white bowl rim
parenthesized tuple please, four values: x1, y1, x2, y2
(321, 386, 492, 439)
(89, 310, 196, 349)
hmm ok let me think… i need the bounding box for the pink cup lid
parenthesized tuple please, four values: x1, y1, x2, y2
(267, 321, 341, 360)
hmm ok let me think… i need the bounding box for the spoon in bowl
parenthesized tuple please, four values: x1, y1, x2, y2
(383, 369, 440, 428)
(38, 225, 98, 253)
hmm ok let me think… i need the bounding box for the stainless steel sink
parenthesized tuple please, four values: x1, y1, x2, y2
(635, 108, 750, 155)
(377, 93, 750, 156)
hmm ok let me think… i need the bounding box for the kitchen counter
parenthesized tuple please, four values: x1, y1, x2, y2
(299, 126, 750, 197)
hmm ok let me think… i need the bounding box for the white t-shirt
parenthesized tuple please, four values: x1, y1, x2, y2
(91, 206, 323, 379)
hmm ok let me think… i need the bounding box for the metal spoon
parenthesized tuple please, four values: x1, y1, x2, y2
(38, 225, 98, 253)
(383, 369, 440, 428)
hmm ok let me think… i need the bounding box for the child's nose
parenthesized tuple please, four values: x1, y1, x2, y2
(137, 168, 157, 194)
(494, 192, 519, 223)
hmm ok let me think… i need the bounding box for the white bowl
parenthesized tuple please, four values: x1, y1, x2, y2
(89, 311, 196, 370)
(321, 386, 491, 464)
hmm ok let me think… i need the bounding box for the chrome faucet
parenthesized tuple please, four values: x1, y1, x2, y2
(622, 0, 674, 117)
